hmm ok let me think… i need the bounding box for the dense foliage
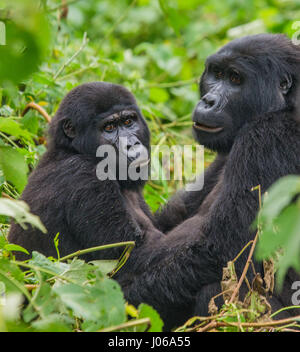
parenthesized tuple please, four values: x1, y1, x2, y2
(0, 0, 299, 332)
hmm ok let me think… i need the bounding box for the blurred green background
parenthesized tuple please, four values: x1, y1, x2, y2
(1, 0, 300, 210)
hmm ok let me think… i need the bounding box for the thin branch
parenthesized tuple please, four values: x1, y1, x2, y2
(22, 102, 51, 123)
(229, 185, 262, 304)
(58, 241, 135, 262)
(232, 240, 254, 263)
(229, 231, 259, 304)
(100, 0, 137, 45)
(198, 315, 300, 332)
(47, 0, 81, 13)
(0, 131, 20, 148)
(53, 32, 89, 80)
(1, 192, 13, 200)
(56, 63, 98, 81)
(98, 318, 151, 332)
(270, 305, 300, 318)
(145, 77, 199, 89)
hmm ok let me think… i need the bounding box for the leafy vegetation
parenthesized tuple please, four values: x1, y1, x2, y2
(0, 0, 300, 332)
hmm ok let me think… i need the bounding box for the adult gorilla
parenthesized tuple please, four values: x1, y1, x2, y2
(120, 34, 300, 328)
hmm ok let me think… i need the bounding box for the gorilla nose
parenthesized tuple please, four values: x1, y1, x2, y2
(127, 143, 142, 158)
(200, 93, 218, 110)
(126, 140, 140, 151)
(193, 93, 221, 122)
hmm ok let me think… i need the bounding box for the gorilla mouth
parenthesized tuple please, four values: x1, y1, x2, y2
(193, 122, 224, 133)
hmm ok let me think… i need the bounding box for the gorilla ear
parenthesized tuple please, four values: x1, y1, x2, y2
(280, 74, 292, 95)
(62, 119, 76, 139)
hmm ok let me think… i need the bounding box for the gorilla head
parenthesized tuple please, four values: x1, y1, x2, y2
(193, 34, 300, 153)
(48, 82, 150, 188)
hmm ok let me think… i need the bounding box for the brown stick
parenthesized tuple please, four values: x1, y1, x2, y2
(229, 185, 262, 304)
(1, 192, 13, 200)
(229, 231, 259, 304)
(22, 102, 51, 123)
(198, 315, 300, 332)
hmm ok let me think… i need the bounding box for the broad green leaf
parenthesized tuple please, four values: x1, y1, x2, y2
(256, 204, 300, 288)
(138, 303, 164, 332)
(89, 260, 119, 276)
(4, 243, 29, 255)
(21, 114, 39, 135)
(257, 175, 300, 228)
(0, 0, 51, 84)
(0, 118, 32, 140)
(29, 252, 69, 278)
(60, 258, 95, 285)
(53, 283, 96, 321)
(23, 283, 57, 323)
(0, 198, 46, 233)
(31, 314, 73, 332)
(0, 258, 24, 294)
(0, 147, 28, 193)
(54, 277, 126, 331)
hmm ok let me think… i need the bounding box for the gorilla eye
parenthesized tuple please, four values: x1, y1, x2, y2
(280, 80, 288, 90)
(214, 69, 223, 79)
(104, 123, 115, 132)
(123, 118, 133, 127)
(229, 70, 241, 85)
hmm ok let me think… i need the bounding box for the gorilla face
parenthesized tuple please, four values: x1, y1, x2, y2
(96, 107, 151, 188)
(192, 34, 297, 153)
(49, 82, 150, 188)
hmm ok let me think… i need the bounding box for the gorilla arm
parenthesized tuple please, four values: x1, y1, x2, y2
(122, 189, 164, 242)
(60, 156, 148, 260)
(154, 153, 227, 232)
(120, 115, 300, 316)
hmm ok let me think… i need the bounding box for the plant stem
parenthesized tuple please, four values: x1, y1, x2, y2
(22, 102, 51, 123)
(145, 77, 199, 89)
(53, 32, 89, 80)
(229, 231, 259, 304)
(98, 318, 151, 332)
(58, 241, 135, 262)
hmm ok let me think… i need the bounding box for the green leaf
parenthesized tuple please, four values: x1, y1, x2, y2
(0, 258, 24, 294)
(0, 198, 46, 233)
(0, 0, 51, 84)
(53, 283, 95, 321)
(53, 277, 126, 331)
(21, 114, 39, 135)
(256, 204, 300, 288)
(89, 260, 119, 276)
(0, 146, 28, 192)
(0, 118, 32, 140)
(60, 258, 95, 285)
(138, 303, 164, 332)
(4, 243, 29, 255)
(257, 175, 300, 228)
(31, 314, 73, 332)
(23, 282, 57, 323)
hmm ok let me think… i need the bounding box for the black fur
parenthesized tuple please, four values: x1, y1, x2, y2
(8, 82, 160, 261)
(8, 35, 300, 331)
(119, 34, 300, 329)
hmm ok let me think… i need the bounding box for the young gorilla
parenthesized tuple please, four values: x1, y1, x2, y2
(119, 34, 300, 329)
(8, 82, 163, 261)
